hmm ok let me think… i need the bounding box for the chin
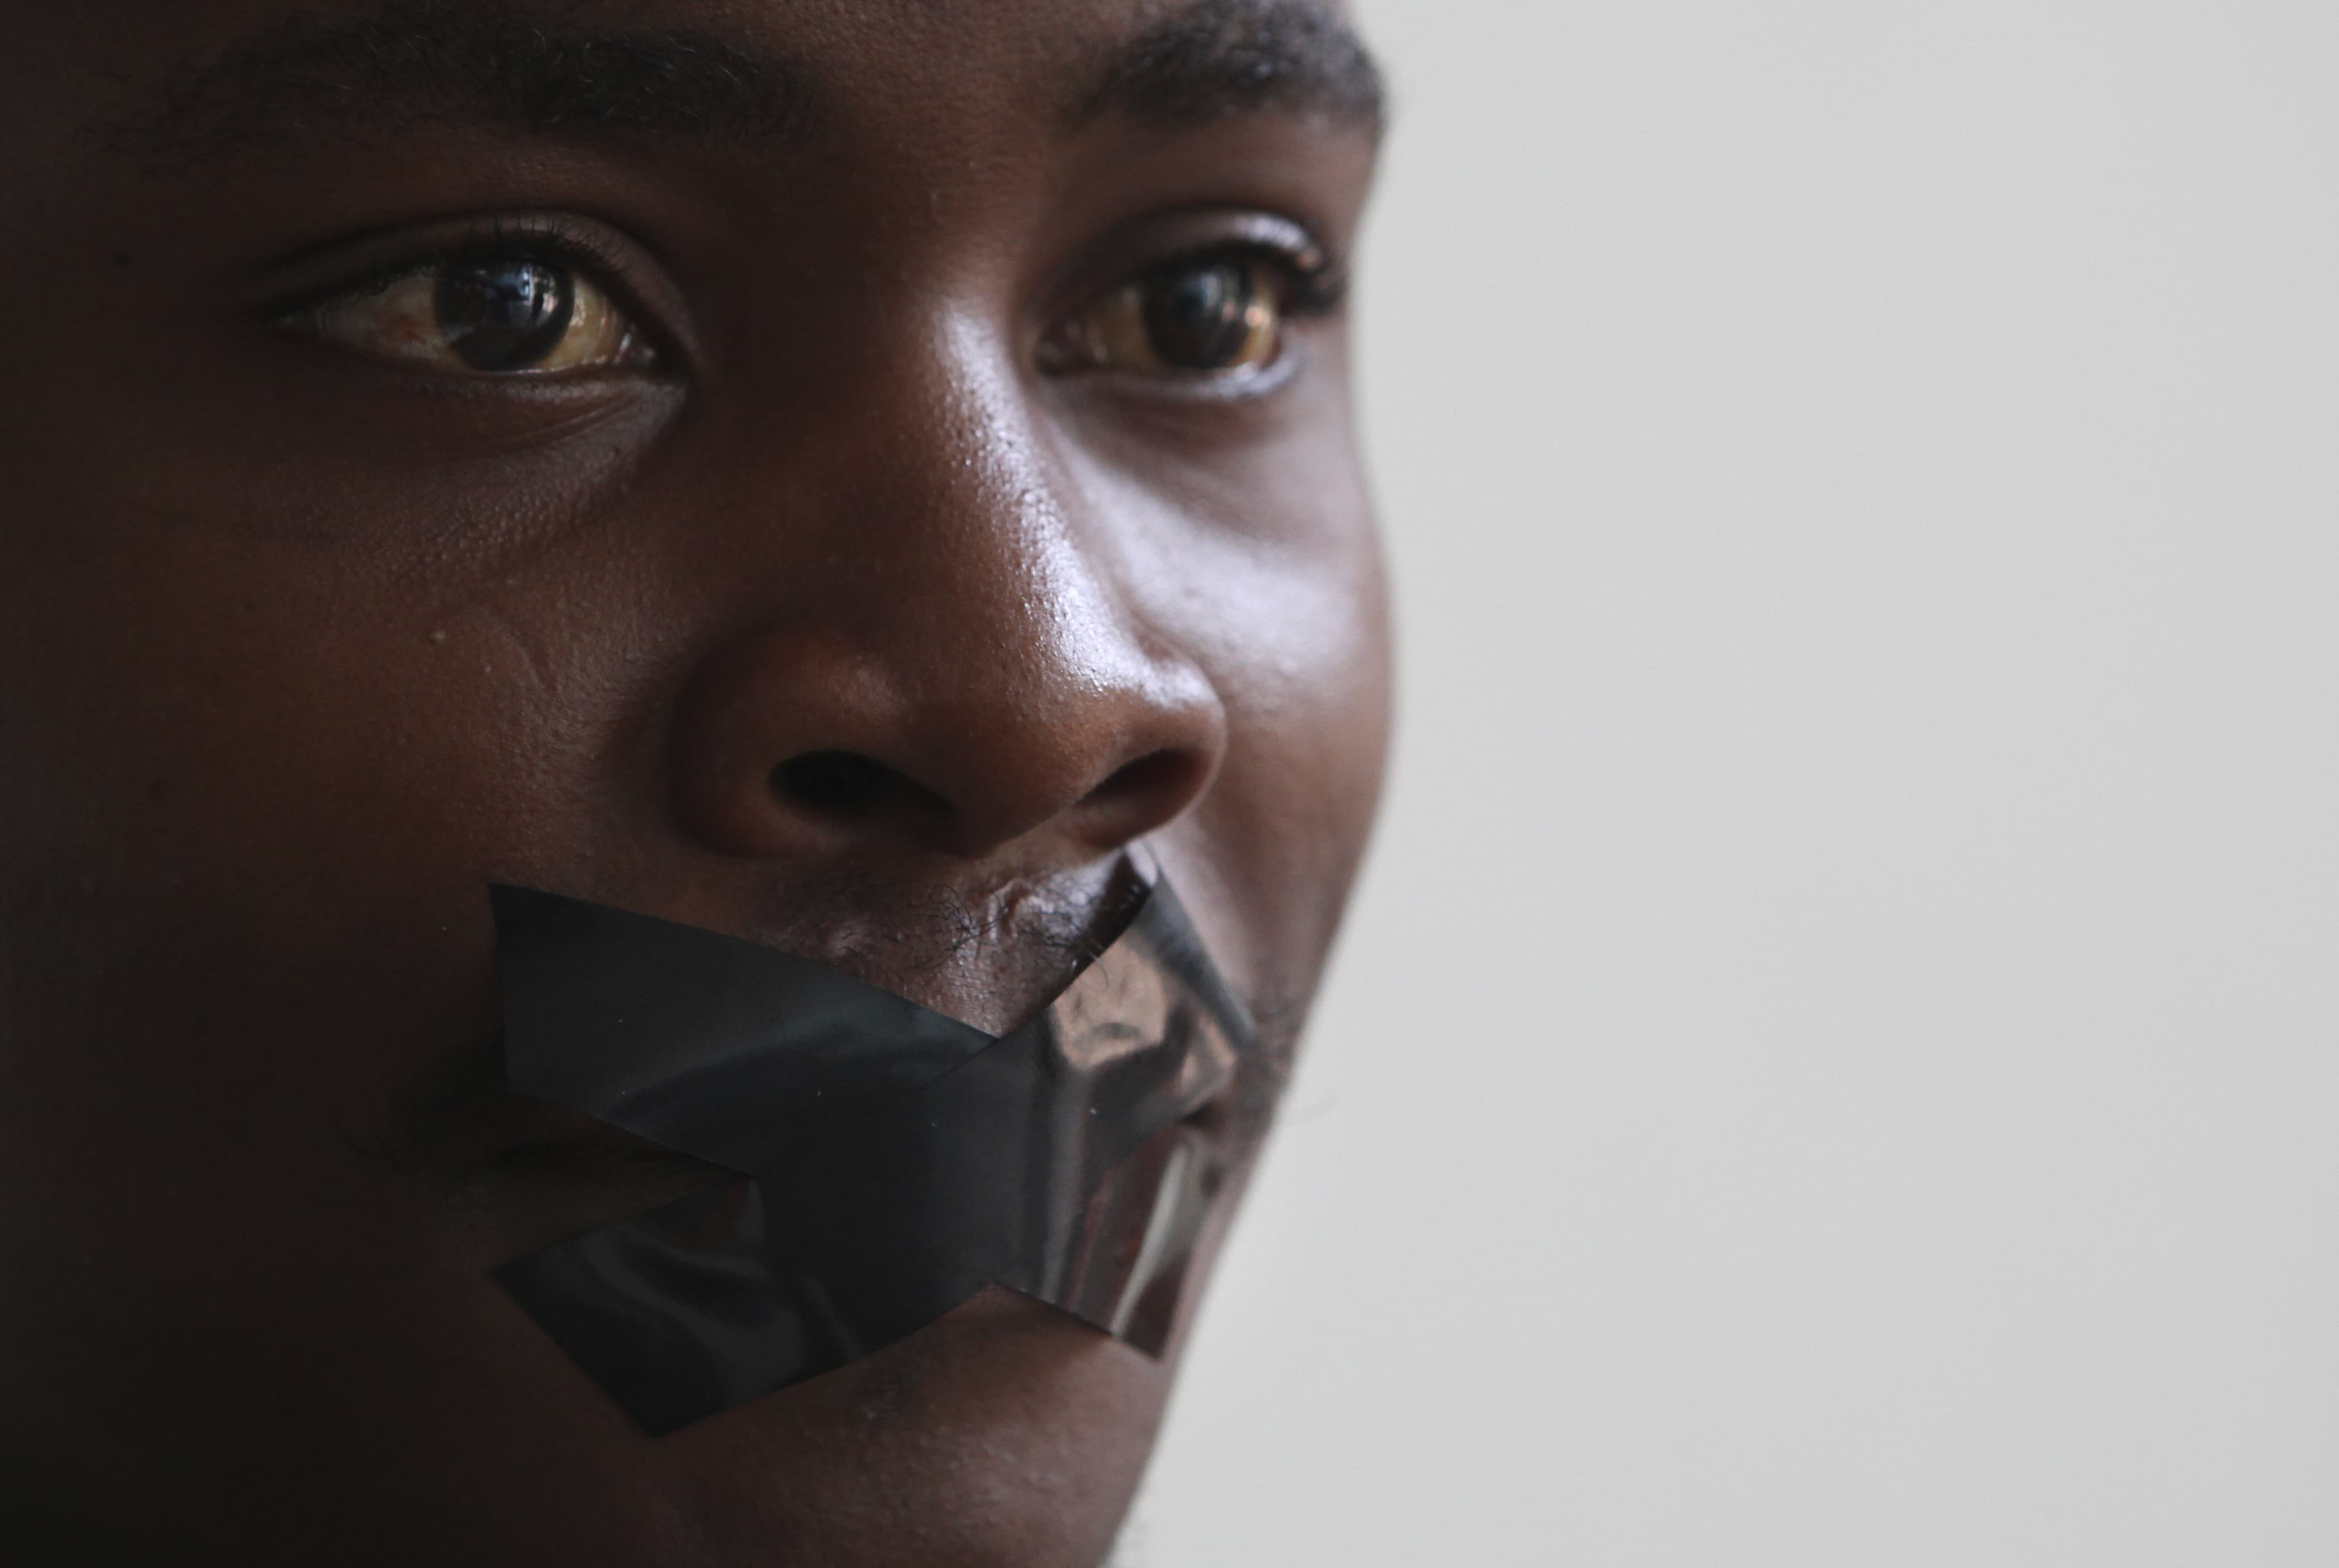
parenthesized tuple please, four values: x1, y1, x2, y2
(661, 1289, 1175, 1568)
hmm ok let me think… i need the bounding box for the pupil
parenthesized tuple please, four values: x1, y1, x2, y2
(433, 259, 575, 372)
(1141, 261, 1258, 370)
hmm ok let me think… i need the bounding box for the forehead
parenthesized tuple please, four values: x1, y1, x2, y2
(47, 0, 1380, 172)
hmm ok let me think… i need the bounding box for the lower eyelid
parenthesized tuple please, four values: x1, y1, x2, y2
(1073, 339, 1311, 405)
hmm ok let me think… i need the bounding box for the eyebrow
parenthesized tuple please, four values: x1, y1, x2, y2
(103, 0, 1381, 169)
(102, 0, 802, 165)
(1075, 0, 1387, 135)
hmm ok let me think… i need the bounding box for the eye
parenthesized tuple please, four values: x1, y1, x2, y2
(296, 256, 651, 376)
(1045, 253, 1297, 379)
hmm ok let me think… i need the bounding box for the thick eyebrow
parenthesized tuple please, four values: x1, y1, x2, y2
(97, 0, 1379, 173)
(100, 0, 800, 167)
(1074, 0, 1387, 137)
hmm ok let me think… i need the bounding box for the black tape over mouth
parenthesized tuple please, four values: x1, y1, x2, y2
(489, 861, 1253, 1436)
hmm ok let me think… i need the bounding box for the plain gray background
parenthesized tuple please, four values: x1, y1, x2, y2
(1129, 1, 2339, 1563)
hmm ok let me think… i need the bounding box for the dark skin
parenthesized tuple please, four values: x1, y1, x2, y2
(0, 0, 1387, 1562)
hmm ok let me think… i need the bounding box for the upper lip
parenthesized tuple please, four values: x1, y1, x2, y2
(694, 854, 1152, 1034)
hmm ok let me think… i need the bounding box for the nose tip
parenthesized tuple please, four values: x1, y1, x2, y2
(669, 312, 1229, 872)
(673, 625, 1225, 865)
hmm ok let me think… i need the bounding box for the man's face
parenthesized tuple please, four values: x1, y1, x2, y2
(0, 0, 1385, 1561)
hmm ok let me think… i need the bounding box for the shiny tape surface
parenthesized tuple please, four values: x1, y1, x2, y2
(490, 873, 1253, 1435)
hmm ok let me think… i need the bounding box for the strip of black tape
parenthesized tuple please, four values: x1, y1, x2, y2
(491, 876, 1252, 1435)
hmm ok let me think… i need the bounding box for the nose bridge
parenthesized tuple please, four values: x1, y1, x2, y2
(885, 316, 1120, 703)
(671, 307, 1226, 866)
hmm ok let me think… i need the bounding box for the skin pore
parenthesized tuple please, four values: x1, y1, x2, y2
(0, 1, 1386, 1563)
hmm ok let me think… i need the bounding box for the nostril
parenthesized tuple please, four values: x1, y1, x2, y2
(1095, 750, 1184, 799)
(773, 750, 897, 816)
(769, 744, 1208, 853)
(772, 750, 959, 831)
(1085, 748, 1211, 823)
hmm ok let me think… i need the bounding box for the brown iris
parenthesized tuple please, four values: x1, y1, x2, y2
(1050, 255, 1285, 378)
(299, 257, 647, 376)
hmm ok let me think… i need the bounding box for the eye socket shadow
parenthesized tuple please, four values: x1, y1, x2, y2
(490, 866, 1253, 1435)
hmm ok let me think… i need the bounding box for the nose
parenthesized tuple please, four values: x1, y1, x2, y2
(670, 343, 1226, 869)
(675, 618, 1223, 864)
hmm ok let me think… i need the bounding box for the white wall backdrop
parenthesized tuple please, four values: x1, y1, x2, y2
(1133, 1, 2339, 1563)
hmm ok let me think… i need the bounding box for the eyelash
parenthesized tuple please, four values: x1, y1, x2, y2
(314, 215, 638, 310)
(1144, 234, 1348, 319)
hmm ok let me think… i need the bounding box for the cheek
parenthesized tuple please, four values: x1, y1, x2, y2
(1158, 509, 1393, 1016)
(0, 499, 694, 1554)
(1070, 340, 1393, 946)
(0, 481, 668, 1190)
